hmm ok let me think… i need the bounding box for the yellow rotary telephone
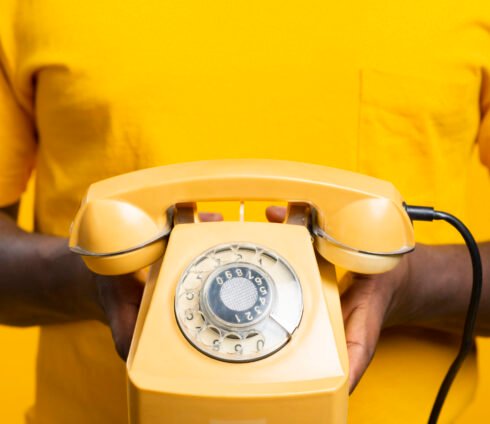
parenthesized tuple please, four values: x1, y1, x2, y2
(69, 159, 416, 423)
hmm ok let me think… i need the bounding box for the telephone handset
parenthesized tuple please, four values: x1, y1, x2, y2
(70, 159, 414, 274)
(69, 160, 416, 423)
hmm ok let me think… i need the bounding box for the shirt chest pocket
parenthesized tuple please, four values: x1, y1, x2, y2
(358, 68, 480, 208)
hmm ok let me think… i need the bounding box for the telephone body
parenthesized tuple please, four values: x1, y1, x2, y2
(69, 160, 415, 424)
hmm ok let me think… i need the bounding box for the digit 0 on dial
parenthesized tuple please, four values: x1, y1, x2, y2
(175, 243, 303, 362)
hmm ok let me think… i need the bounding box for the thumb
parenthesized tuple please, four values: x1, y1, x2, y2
(96, 274, 144, 361)
(341, 277, 385, 393)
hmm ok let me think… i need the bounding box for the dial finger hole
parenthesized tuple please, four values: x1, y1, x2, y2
(241, 331, 265, 354)
(192, 256, 218, 273)
(182, 274, 204, 291)
(197, 325, 223, 347)
(221, 332, 243, 354)
(177, 290, 199, 311)
(179, 307, 204, 332)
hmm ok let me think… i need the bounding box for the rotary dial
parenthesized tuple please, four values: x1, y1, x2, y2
(175, 243, 303, 362)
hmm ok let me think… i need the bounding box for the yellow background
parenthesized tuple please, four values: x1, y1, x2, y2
(2, 152, 490, 422)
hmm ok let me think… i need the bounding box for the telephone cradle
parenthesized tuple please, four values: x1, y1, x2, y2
(69, 159, 416, 424)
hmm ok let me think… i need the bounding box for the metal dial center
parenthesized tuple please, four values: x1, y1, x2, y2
(201, 264, 273, 329)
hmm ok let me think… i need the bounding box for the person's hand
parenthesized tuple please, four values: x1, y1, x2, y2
(339, 261, 411, 392)
(94, 272, 144, 360)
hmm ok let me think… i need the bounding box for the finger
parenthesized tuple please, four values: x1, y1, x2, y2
(343, 304, 383, 393)
(266, 206, 286, 223)
(97, 274, 144, 361)
(198, 212, 224, 222)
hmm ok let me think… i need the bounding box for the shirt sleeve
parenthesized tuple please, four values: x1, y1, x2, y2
(0, 64, 37, 207)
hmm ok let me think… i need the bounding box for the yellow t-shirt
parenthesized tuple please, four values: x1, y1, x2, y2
(1, 1, 490, 422)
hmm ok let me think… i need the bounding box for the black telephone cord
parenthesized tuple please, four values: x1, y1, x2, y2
(404, 205, 483, 424)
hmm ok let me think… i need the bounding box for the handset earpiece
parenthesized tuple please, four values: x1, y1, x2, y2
(69, 199, 169, 275)
(311, 203, 410, 274)
(283, 202, 405, 274)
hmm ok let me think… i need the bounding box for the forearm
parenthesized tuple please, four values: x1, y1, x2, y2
(390, 242, 490, 335)
(0, 209, 104, 326)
